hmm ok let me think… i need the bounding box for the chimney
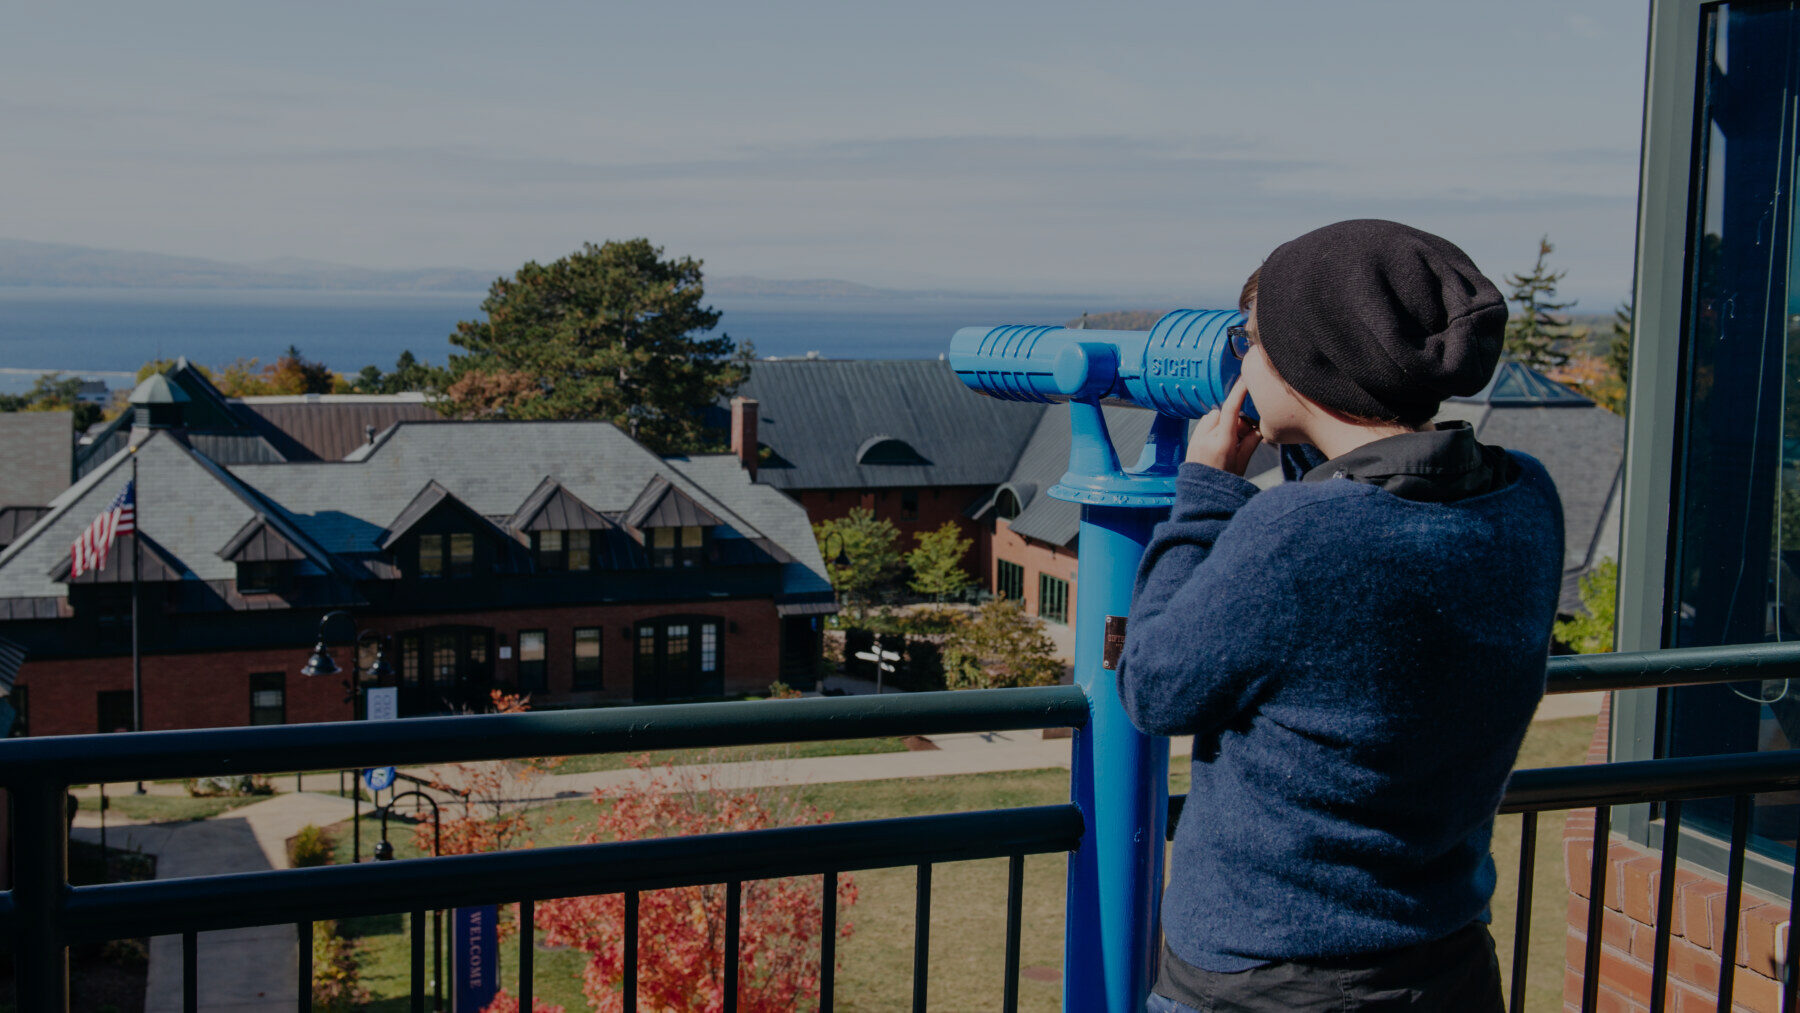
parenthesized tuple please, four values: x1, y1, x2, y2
(730, 397, 759, 480)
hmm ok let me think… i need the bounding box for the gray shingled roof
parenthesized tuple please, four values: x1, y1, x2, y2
(0, 412, 74, 507)
(0, 420, 830, 605)
(728, 359, 1047, 490)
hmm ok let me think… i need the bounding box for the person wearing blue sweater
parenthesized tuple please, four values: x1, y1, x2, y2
(1121, 220, 1564, 1012)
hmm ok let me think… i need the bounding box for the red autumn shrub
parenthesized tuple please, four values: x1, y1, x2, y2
(533, 757, 857, 1012)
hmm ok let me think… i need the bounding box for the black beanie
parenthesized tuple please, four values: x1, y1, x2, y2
(1255, 219, 1507, 427)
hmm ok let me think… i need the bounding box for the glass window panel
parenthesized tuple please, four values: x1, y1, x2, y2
(573, 627, 602, 689)
(680, 526, 704, 567)
(518, 629, 547, 692)
(536, 530, 564, 572)
(652, 528, 676, 548)
(1039, 574, 1068, 624)
(249, 672, 285, 726)
(419, 534, 443, 578)
(450, 533, 475, 578)
(402, 635, 420, 686)
(431, 635, 457, 686)
(469, 632, 489, 666)
(666, 623, 690, 674)
(700, 623, 719, 673)
(1661, 2, 1800, 862)
(569, 529, 591, 571)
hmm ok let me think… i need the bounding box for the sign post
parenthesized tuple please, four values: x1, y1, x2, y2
(453, 904, 500, 1012)
(852, 648, 900, 694)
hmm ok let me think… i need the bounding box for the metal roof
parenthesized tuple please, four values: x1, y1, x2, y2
(507, 477, 615, 533)
(50, 532, 187, 584)
(235, 400, 441, 461)
(623, 476, 723, 530)
(726, 359, 1046, 490)
(376, 481, 520, 553)
(219, 515, 309, 563)
(0, 508, 51, 548)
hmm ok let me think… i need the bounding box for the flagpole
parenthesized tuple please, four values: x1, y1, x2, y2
(131, 448, 144, 795)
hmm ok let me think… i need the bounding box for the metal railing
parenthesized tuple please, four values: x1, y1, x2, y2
(6, 643, 1800, 1011)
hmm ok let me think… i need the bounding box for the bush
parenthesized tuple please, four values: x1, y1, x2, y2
(310, 920, 370, 1011)
(290, 824, 335, 868)
(186, 774, 274, 798)
(765, 680, 802, 699)
(1553, 558, 1618, 654)
(942, 597, 1062, 689)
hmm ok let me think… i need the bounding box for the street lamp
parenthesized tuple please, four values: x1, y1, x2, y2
(300, 610, 396, 866)
(300, 610, 396, 713)
(820, 530, 851, 570)
(377, 789, 444, 1013)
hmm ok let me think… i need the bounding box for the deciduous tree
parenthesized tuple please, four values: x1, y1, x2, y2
(441, 239, 753, 453)
(813, 508, 904, 611)
(905, 521, 974, 600)
(941, 596, 1063, 689)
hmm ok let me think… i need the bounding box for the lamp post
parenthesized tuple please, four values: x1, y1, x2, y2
(377, 789, 444, 1013)
(300, 610, 396, 864)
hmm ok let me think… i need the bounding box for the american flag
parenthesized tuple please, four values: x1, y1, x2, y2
(71, 481, 135, 578)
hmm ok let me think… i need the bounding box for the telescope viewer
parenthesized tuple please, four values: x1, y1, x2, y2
(954, 220, 1565, 1012)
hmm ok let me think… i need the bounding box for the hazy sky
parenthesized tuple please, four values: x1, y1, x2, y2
(5, 1, 1649, 304)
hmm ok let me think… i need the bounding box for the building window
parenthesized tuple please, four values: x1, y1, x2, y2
(518, 629, 547, 692)
(236, 561, 285, 593)
(667, 623, 691, 674)
(700, 622, 719, 674)
(900, 488, 919, 521)
(997, 560, 1025, 603)
(401, 634, 420, 686)
(996, 490, 1022, 521)
(534, 530, 594, 572)
(534, 530, 565, 572)
(249, 672, 285, 726)
(450, 533, 475, 578)
(650, 526, 706, 569)
(5, 685, 26, 738)
(97, 690, 134, 734)
(1038, 573, 1069, 624)
(573, 627, 602, 690)
(418, 534, 444, 578)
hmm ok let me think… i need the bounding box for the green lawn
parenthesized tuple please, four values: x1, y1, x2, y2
(331, 716, 1596, 1011)
(75, 792, 268, 822)
(540, 736, 910, 775)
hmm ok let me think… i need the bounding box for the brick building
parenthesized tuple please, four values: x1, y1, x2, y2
(736, 358, 1623, 635)
(0, 375, 832, 737)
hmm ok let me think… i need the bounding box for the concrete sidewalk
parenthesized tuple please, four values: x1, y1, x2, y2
(72, 792, 357, 1012)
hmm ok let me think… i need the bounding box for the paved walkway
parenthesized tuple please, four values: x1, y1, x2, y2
(72, 792, 357, 1012)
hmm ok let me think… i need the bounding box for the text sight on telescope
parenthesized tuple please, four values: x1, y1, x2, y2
(947, 308, 1257, 420)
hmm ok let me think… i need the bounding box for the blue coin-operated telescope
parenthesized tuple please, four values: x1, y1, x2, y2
(948, 308, 1249, 1013)
(949, 308, 1250, 508)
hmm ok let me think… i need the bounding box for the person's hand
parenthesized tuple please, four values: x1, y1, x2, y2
(1185, 379, 1262, 475)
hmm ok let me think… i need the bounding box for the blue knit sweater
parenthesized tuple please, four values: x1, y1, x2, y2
(1120, 453, 1563, 972)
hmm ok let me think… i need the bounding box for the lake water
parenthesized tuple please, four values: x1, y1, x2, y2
(0, 288, 1127, 396)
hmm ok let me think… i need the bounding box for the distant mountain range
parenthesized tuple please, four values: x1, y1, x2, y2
(0, 238, 918, 299)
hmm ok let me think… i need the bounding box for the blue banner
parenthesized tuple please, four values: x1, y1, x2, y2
(453, 905, 499, 1012)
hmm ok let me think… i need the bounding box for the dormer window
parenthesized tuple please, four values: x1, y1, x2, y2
(418, 533, 475, 579)
(532, 530, 593, 572)
(236, 561, 287, 594)
(650, 526, 705, 569)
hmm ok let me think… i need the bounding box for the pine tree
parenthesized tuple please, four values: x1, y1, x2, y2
(440, 239, 753, 453)
(1503, 236, 1577, 372)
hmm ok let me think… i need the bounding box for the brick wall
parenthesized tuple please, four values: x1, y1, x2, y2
(1563, 697, 1789, 1011)
(15, 599, 785, 736)
(989, 518, 1079, 627)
